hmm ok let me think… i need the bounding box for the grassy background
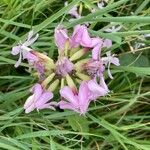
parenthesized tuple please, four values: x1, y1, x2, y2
(0, 0, 150, 149)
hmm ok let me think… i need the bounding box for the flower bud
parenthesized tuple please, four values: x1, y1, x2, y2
(61, 78, 65, 89)
(69, 49, 87, 61)
(48, 79, 59, 92)
(64, 40, 70, 56)
(74, 58, 89, 71)
(66, 74, 77, 91)
(42, 73, 55, 88)
(76, 72, 91, 81)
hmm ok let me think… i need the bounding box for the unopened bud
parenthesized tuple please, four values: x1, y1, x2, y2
(66, 74, 77, 91)
(35, 52, 55, 65)
(61, 78, 65, 89)
(76, 72, 91, 81)
(64, 40, 70, 56)
(79, 3, 83, 15)
(69, 49, 86, 61)
(42, 73, 55, 88)
(69, 47, 80, 57)
(48, 79, 59, 92)
(74, 58, 89, 71)
(75, 78, 81, 84)
(45, 61, 55, 70)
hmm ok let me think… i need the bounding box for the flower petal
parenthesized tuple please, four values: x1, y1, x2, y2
(11, 46, 21, 55)
(36, 103, 55, 110)
(78, 82, 90, 114)
(80, 26, 92, 47)
(88, 79, 108, 98)
(32, 83, 43, 100)
(25, 103, 35, 113)
(59, 100, 77, 112)
(14, 51, 22, 67)
(24, 95, 34, 109)
(60, 86, 78, 105)
(54, 25, 68, 50)
(103, 39, 112, 48)
(70, 25, 82, 47)
(35, 91, 53, 108)
(110, 57, 120, 66)
(92, 44, 101, 60)
(24, 32, 39, 46)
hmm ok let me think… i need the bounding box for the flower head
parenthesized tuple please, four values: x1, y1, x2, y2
(24, 83, 57, 113)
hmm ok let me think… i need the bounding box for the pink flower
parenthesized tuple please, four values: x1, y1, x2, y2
(71, 25, 103, 60)
(102, 51, 120, 79)
(11, 31, 39, 67)
(88, 76, 109, 100)
(59, 81, 90, 115)
(71, 25, 92, 48)
(54, 25, 69, 50)
(55, 57, 74, 77)
(24, 83, 57, 113)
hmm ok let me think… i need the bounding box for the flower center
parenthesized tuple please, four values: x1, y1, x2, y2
(55, 57, 74, 77)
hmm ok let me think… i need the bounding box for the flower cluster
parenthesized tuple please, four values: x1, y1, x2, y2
(12, 24, 120, 115)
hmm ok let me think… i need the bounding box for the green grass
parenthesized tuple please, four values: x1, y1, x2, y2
(0, 0, 150, 149)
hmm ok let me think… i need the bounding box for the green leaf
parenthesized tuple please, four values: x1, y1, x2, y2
(117, 66, 150, 76)
(119, 54, 149, 67)
(67, 114, 89, 134)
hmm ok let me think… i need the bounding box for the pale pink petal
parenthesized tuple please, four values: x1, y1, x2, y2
(88, 79, 108, 97)
(78, 82, 89, 105)
(103, 39, 112, 48)
(11, 46, 21, 55)
(80, 26, 92, 47)
(91, 38, 103, 47)
(92, 44, 101, 60)
(25, 103, 35, 113)
(91, 38, 103, 60)
(24, 31, 39, 46)
(78, 82, 90, 114)
(32, 83, 43, 100)
(27, 31, 34, 40)
(14, 51, 22, 67)
(100, 76, 109, 92)
(26, 52, 38, 64)
(59, 100, 77, 111)
(35, 91, 53, 108)
(108, 66, 113, 79)
(60, 86, 78, 105)
(36, 103, 55, 110)
(71, 25, 82, 47)
(111, 57, 120, 66)
(54, 25, 68, 50)
(24, 95, 34, 109)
